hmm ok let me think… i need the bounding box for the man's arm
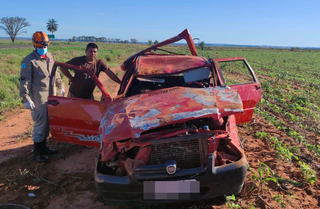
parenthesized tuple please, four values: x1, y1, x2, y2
(60, 67, 74, 81)
(55, 70, 65, 88)
(20, 59, 33, 103)
(100, 60, 121, 84)
(54, 70, 65, 96)
(104, 68, 121, 84)
(60, 57, 78, 83)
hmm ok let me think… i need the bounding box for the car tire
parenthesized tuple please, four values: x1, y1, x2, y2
(238, 177, 247, 197)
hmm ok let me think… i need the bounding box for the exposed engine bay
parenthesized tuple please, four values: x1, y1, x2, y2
(98, 117, 242, 177)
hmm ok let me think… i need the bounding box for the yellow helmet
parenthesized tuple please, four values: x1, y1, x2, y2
(32, 31, 50, 47)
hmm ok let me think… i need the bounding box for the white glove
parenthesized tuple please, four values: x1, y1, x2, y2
(25, 101, 35, 110)
(60, 89, 65, 97)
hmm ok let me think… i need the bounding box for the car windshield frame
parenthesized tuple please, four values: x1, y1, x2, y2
(122, 66, 216, 97)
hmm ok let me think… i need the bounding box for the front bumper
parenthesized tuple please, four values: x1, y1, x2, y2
(95, 152, 247, 205)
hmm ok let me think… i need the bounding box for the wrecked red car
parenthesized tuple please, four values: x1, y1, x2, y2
(48, 29, 261, 205)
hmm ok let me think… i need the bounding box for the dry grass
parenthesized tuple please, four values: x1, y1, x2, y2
(15, 125, 33, 142)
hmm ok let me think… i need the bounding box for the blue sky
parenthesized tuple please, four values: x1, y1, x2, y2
(0, 0, 319, 47)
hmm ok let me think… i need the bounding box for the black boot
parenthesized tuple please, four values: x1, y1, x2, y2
(42, 139, 58, 155)
(33, 142, 48, 163)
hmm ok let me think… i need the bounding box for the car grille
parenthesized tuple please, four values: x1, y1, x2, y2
(149, 138, 208, 169)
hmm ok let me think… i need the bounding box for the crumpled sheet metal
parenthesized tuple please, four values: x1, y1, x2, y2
(136, 55, 208, 76)
(99, 87, 243, 145)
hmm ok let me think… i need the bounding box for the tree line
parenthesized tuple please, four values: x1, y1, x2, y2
(68, 36, 138, 44)
(0, 16, 139, 44)
(0, 16, 204, 47)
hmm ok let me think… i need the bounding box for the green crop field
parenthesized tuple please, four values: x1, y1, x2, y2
(205, 47, 320, 159)
(2, 42, 320, 160)
(1, 43, 320, 140)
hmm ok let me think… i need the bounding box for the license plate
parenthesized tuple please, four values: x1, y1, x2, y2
(143, 180, 200, 200)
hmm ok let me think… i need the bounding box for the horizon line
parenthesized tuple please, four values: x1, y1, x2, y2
(0, 37, 319, 50)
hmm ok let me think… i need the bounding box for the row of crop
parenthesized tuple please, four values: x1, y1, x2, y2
(252, 62, 320, 105)
(255, 106, 320, 158)
(262, 96, 320, 133)
(261, 80, 320, 131)
(210, 47, 320, 73)
(254, 131, 316, 185)
(242, 129, 317, 208)
(258, 99, 320, 158)
(202, 46, 320, 105)
(250, 61, 320, 89)
(256, 70, 320, 122)
(198, 46, 320, 208)
(174, 46, 320, 94)
(203, 47, 320, 93)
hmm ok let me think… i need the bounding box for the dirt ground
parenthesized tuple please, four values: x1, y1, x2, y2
(0, 69, 319, 209)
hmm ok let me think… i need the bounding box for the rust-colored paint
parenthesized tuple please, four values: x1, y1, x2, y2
(214, 58, 261, 124)
(231, 83, 261, 123)
(101, 129, 232, 163)
(48, 30, 261, 166)
(99, 87, 243, 142)
(136, 55, 208, 76)
(48, 96, 106, 147)
(134, 147, 151, 167)
(99, 87, 243, 161)
(121, 29, 197, 72)
(48, 62, 113, 147)
(50, 29, 261, 204)
(104, 128, 191, 157)
(226, 115, 241, 148)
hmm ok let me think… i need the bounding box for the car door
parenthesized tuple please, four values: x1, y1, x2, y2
(47, 62, 112, 147)
(215, 57, 261, 124)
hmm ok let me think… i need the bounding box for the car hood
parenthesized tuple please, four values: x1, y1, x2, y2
(99, 86, 243, 143)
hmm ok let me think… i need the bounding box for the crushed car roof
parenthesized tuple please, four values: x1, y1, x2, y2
(135, 55, 208, 76)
